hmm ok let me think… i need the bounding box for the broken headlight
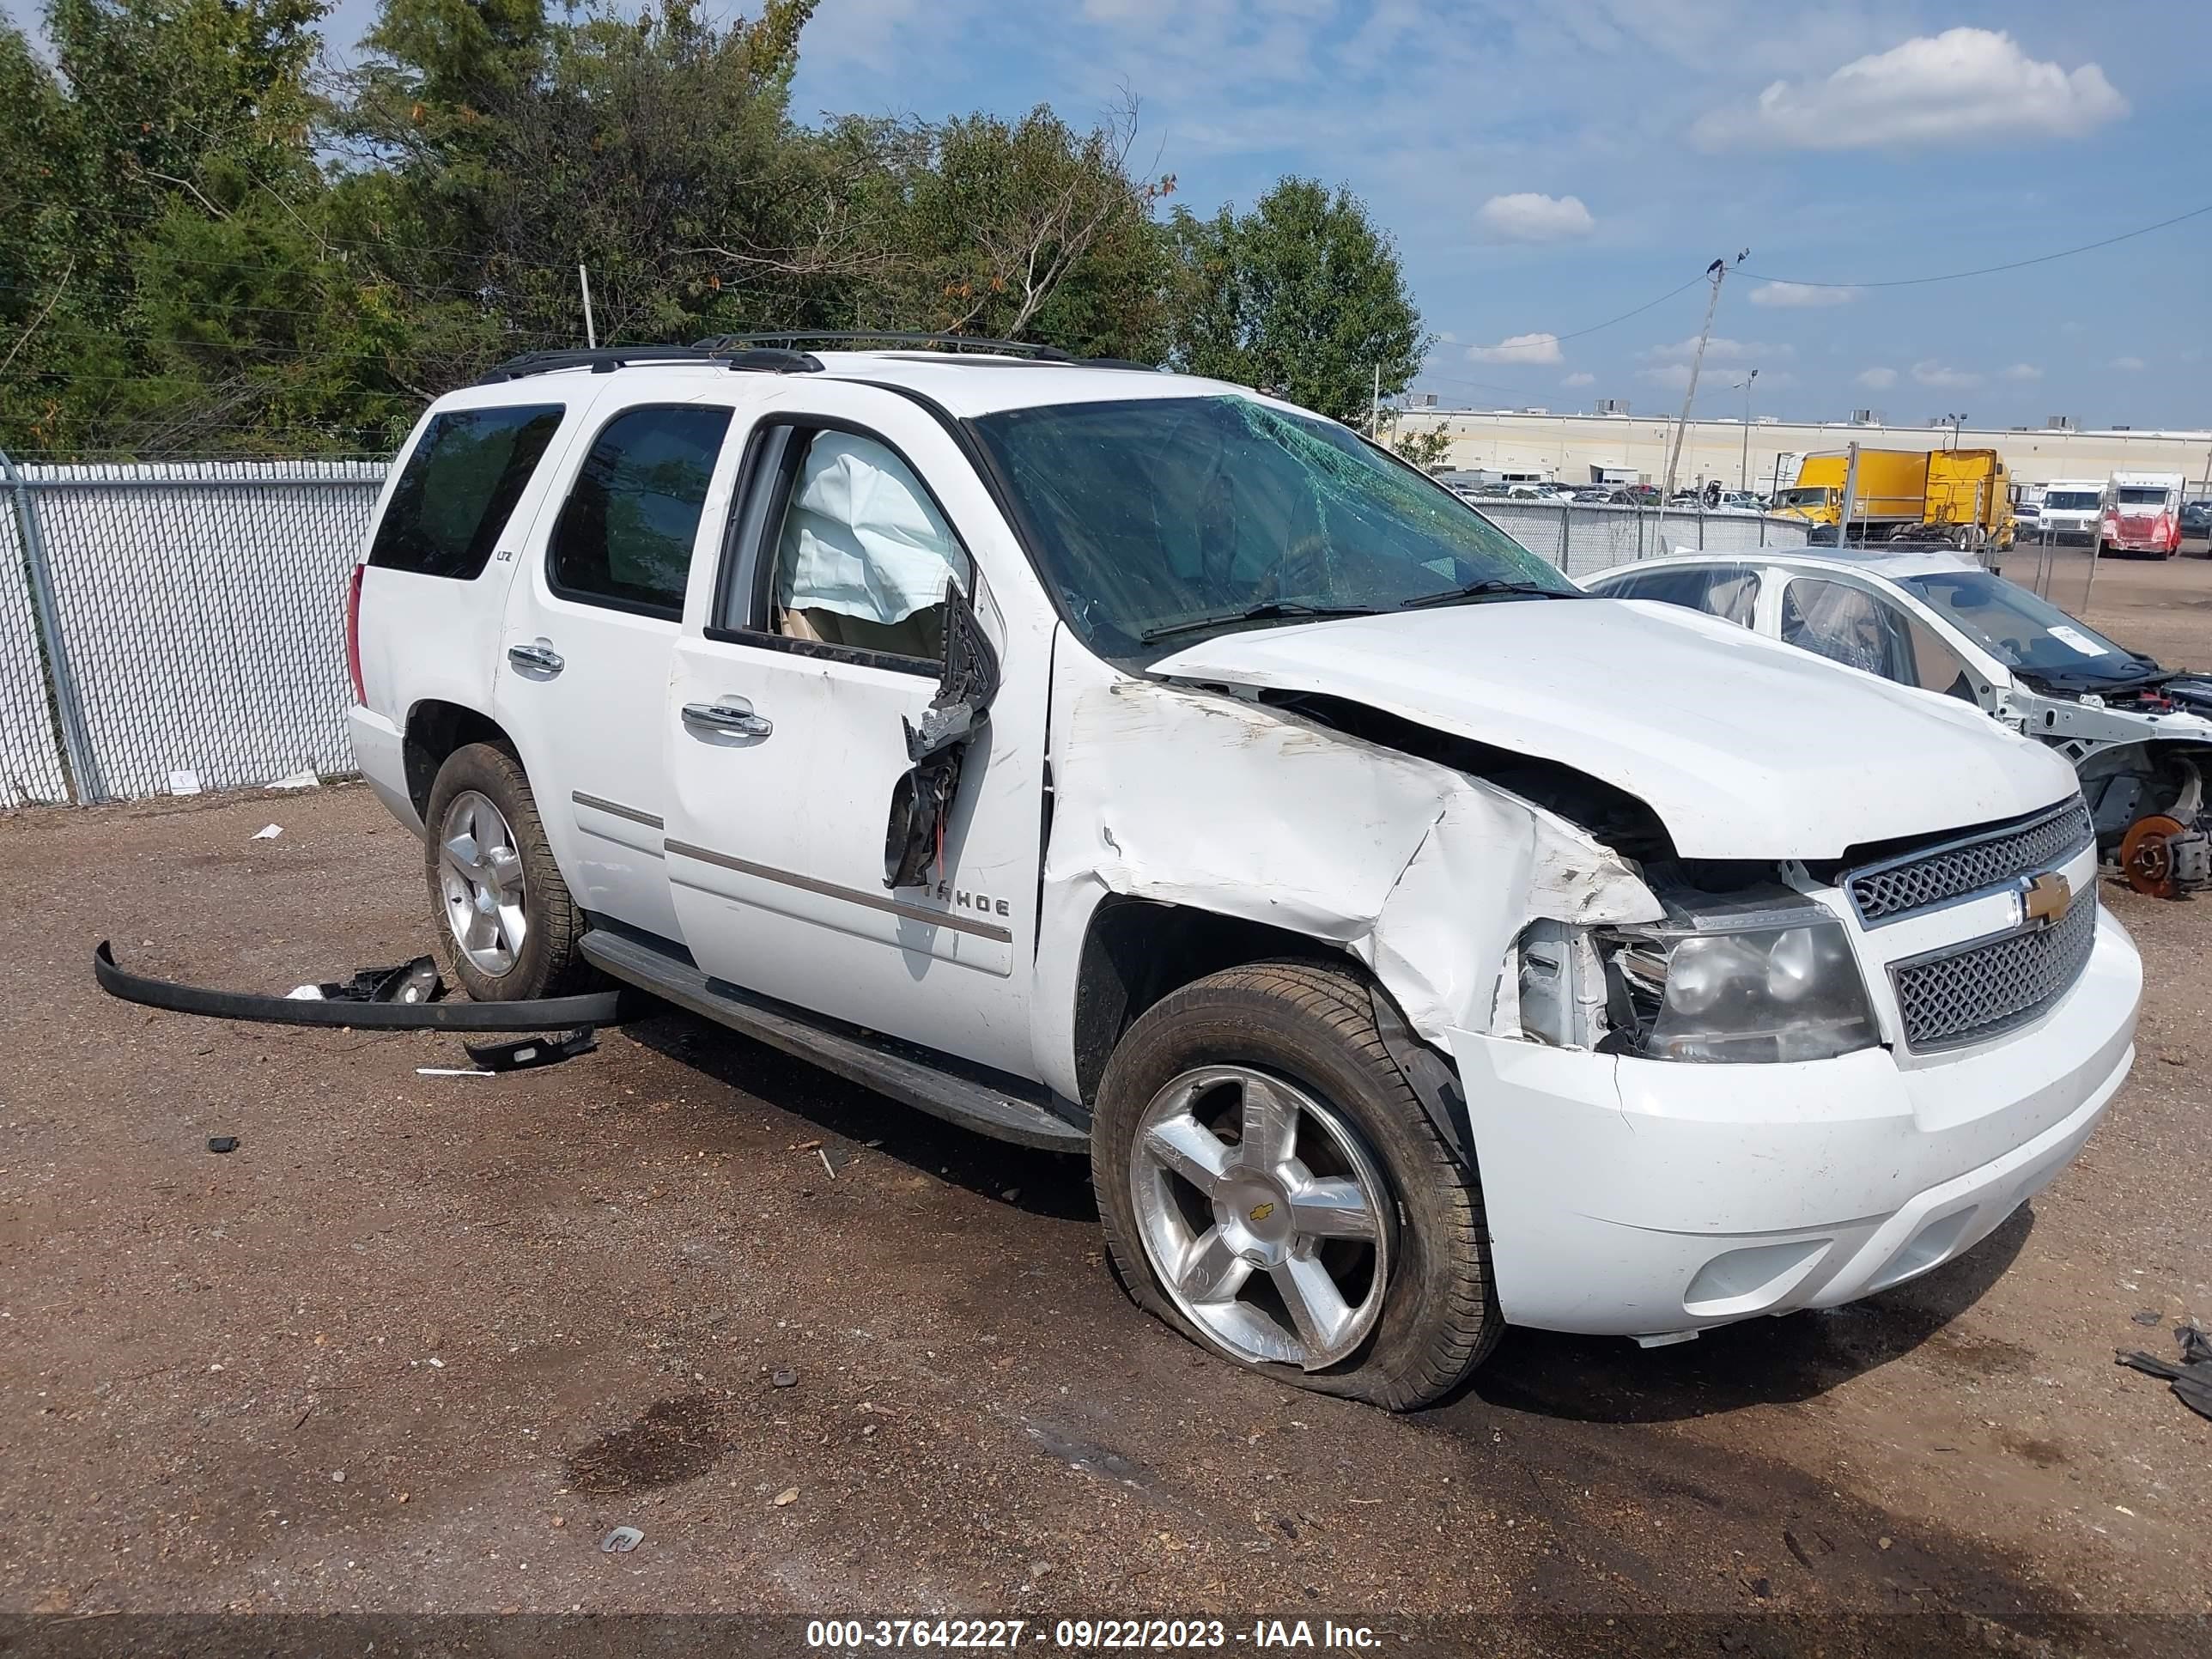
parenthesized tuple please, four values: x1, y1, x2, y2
(1517, 895, 1879, 1064)
(1607, 909, 1877, 1064)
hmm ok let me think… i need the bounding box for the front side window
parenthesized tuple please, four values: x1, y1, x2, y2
(1780, 577, 1909, 682)
(2044, 490, 2101, 513)
(2115, 486, 2171, 507)
(369, 404, 564, 580)
(549, 404, 734, 617)
(972, 395, 1575, 656)
(764, 429, 972, 664)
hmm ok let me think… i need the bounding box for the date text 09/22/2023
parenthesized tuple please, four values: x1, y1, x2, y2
(804, 1618, 1382, 1650)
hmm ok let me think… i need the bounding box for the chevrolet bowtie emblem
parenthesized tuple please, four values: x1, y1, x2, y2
(1249, 1201, 1275, 1224)
(2022, 872, 2073, 927)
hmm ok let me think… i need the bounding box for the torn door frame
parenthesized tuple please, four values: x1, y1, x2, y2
(1026, 652, 1662, 1103)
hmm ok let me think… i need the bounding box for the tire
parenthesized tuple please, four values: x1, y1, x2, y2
(422, 741, 592, 1002)
(1091, 960, 1500, 1410)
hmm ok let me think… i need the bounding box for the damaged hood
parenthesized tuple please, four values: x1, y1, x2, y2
(1150, 599, 2079, 860)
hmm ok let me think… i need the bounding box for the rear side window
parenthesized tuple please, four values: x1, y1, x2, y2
(368, 404, 564, 580)
(548, 405, 735, 618)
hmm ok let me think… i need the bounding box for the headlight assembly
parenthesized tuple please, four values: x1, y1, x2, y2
(1518, 893, 1879, 1065)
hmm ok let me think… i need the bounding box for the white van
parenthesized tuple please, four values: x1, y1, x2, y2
(2036, 479, 2105, 544)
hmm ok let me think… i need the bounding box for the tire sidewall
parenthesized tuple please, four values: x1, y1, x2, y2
(1092, 969, 1492, 1406)
(422, 743, 574, 1003)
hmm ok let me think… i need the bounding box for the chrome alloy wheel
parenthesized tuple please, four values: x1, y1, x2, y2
(436, 789, 528, 976)
(1129, 1066, 1394, 1371)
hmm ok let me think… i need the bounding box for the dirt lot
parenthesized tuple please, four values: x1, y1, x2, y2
(2010, 540, 2212, 671)
(3, 580, 2210, 1651)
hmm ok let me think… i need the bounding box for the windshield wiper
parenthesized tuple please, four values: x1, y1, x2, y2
(1399, 579, 1578, 610)
(1140, 601, 1378, 642)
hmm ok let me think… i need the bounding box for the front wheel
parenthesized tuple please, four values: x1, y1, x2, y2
(1092, 961, 1500, 1410)
(422, 741, 591, 1001)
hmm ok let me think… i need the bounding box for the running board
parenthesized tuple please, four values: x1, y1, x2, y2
(578, 928, 1089, 1152)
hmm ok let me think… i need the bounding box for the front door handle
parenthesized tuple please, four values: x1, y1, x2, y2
(507, 639, 564, 677)
(682, 698, 772, 738)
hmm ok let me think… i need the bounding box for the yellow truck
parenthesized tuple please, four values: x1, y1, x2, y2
(1770, 447, 2015, 548)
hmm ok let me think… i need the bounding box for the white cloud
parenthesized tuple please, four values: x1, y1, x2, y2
(1911, 360, 1984, 389)
(1642, 335, 1789, 365)
(1638, 363, 1694, 391)
(1692, 28, 2128, 152)
(1560, 371, 1595, 387)
(1468, 332, 1564, 364)
(1856, 368, 1899, 390)
(2001, 362, 2044, 381)
(1749, 281, 1859, 308)
(1475, 191, 1596, 243)
(2112, 355, 2146, 371)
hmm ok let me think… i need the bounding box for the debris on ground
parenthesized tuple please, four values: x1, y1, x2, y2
(770, 1369, 798, 1389)
(251, 823, 283, 841)
(2116, 1323, 2212, 1421)
(599, 1526, 643, 1553)
(462, 1027, 598, 1073)
(265, 769, 320, 791)
(772, 1487, 799, 1507)
(289, 957, 441, 1006)
(206, 1136, 239, 1155)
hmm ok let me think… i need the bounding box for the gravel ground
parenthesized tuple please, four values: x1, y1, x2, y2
(3, 569, 2210, 1652)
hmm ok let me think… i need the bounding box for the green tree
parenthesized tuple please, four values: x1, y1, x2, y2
(849, 101, 1176, 360)
(1167, 177, 1426, 426)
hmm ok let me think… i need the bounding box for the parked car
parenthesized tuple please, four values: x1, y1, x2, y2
(1583, 547, 2212, 896)
(343, 340, 2139, 1407)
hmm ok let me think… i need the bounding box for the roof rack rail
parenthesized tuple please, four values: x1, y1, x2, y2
(475, 344, 823, 384)
(692, 330, 1079, 362)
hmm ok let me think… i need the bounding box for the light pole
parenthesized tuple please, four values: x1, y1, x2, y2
(1735, 368, 1759, 492)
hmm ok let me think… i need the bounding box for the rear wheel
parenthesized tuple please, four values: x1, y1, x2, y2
(1092, 961, 1500, 1410)
(422, 742, 590, 1001)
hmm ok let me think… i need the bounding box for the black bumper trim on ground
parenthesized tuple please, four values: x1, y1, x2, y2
(93, 941, 635, 1030)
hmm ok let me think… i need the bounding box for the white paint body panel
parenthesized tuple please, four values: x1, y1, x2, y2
(1451, 905, 2139, 1335)
(660, 382, 1054, 1078)
(1581, 549, 2212, 791)
(1149, 599, 2076, 860)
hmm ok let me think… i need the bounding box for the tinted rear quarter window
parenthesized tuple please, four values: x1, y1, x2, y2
(548, 404, 735, 618)
(368, 404, 565, 580)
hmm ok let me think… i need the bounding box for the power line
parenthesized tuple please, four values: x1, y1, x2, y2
(1747, 201, 2212, 289)
(1458, 271, 1708, 356)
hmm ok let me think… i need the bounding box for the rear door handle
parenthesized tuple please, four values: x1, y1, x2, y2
(682, 698, 772, 738)
(507, 640, 564, 677)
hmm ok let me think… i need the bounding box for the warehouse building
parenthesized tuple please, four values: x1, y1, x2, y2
(1400, 405, 2212, 495)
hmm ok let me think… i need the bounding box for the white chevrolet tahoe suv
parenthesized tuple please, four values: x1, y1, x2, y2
(345, 338, 2142, 1409)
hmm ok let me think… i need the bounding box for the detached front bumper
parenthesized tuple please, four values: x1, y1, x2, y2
(1449, 908, 2140, 1338)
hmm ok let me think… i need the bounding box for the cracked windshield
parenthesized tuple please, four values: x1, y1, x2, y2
(974, 394, 1577, 654)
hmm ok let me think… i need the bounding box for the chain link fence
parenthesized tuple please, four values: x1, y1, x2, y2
(1, 456, 385, 805)
(0, 456, 1808, 808)
(1471, 499, 1812, 579)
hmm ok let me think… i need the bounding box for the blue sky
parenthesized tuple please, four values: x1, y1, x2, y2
(40, 0, 2212, 428)
(763, 0, 2212, 429)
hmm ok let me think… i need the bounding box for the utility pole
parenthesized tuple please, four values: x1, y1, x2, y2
(579, 264, 599, 349)
(1370, 363, 1382, 438)
(1736, 368, 1759, 491)
(1661, 252, 1744, 526)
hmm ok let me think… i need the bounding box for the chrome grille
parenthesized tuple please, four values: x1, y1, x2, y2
(1889, 892, 2097, 1051)
(1849, 800, 2093, 924)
